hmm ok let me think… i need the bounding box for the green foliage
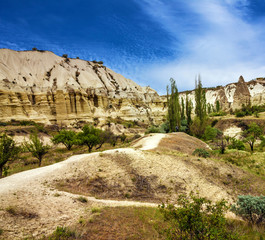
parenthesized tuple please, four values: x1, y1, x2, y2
(202, 125, 221, 141)
(195, 75, 207, 123)
(167, 78, 181, 132)
(209, 111, 227, 117)
(24, 133, 50, 166)
(48, 226, 76, 240)
(181, 97, 185, 120)
(62, 54, 68, 58)
(231, 195, 265, 225)
(242, 123, 263, 152)
(235, 104, 265, 118)
(192, 148, 210, 158)
(235, 111, 246, 118)
(185, 93, 193, 132)
(145, 125, 161, 134)
(52, 130, 77, 150)
(159, 194, 237, 240)
(77, 196, 88, 203)
(190, 117, 208, 138)
(216, 100, 220, 112)
(0, 134, 20, 177)
(228, 138, 245, 150)
(76, 125, 101, 152)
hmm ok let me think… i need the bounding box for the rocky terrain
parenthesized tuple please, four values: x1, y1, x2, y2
(0, 48, 264, 127)
(2, 133, 263, 239)
(180, 75, 265, 111)
(0, 49, 166, 126)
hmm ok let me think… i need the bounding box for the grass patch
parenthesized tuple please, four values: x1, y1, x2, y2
(77, 196, 88, 203)
(6, 206, 38, 219)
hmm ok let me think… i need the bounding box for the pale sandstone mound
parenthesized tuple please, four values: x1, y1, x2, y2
(180, 76, 265, 111)
(0, 49, 166, 125)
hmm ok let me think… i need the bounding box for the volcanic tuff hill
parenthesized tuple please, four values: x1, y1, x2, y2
(0, 49, 166, 125)
(0, 48, 264, 126)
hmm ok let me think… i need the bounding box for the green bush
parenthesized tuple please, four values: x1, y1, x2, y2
(192, 148, 210, 158)
(159, 194, 237, 240)
(228, 138, 245, 150)
(231, 195, 265, 225)
(235, 111, 246, 118)
(202, 126, 220, 141)
(49, 226, 76, 239)
(145, 125, 161, 134)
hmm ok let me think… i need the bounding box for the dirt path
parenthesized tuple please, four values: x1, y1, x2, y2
(0, 133, 241, 239)
(0, 134, 166, 239)
(133, 133, 166, 150)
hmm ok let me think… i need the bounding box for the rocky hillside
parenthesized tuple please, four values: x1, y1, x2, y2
(180, 75, 265, 111)
(0, 49, 166, 125)
(0, 48, 264, 126)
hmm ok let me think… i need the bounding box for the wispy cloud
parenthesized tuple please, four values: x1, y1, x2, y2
(134, 0, 265, 93)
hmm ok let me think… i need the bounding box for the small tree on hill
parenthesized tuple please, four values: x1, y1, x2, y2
(242, 122, 263, 152)
(167, 78, 181, 132)
(76, 125, 101, 152)
(0, 134, 20, 178)
(52, 130, 77, 150)
(24, 133, 50, 166)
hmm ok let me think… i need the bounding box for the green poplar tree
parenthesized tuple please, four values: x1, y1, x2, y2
(195, 75, 207, 123)
(181, 97, 185, 120)
(167, 78, 181, 132)
(185, 93, 192, 131)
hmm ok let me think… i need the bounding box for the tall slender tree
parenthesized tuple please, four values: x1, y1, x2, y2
(195, 75, 207, 123)
(181, 97, 185, 120)
(167, 78, 181, 132)
(185, 93, 192, 131)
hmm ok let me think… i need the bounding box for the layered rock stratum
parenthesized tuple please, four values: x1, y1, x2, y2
(0, 48, 264, 126)
(0, 49, 166, 125)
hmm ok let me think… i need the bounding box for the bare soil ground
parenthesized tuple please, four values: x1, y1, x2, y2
(0, 133, 264, 239)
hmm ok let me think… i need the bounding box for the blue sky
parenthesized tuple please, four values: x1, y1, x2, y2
(0, 0, 265, 94)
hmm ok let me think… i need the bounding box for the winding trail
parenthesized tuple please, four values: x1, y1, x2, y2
(133, 133, 166, 150)
(0, 134, 165, 239)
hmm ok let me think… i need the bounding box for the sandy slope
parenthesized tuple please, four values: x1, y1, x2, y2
(0, 135, 164, 239)
(0, 133, 243, 239)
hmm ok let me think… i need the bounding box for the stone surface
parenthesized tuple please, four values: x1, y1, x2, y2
(0, 49, 166, 125)
(0, 49, 264, 125)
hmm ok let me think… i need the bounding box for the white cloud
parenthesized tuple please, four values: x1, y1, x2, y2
(134, 0, 265, 93)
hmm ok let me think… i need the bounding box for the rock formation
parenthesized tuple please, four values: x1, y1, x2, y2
(180, 76, 265, 112)
(0, 49, 166, 125)
(0, 48, 264, 126)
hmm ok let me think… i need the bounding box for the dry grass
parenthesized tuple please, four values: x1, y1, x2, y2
(5, 206, 39, 219)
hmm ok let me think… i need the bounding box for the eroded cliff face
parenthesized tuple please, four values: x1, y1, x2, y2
(180, 76, 265, 111)
(0, 49, 166, 125)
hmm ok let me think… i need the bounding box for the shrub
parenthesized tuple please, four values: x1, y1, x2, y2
(159, 194, 237, 240)
(62, 54, 68, 58)
(202, 126, 220, 141)
(77, 196, 88, 203)
(192, 148, 210, 158)
(0, 228, 2, 235)
(231, 195, 265, 225)
(235, 111, 246, 118)
(49, 226, 76, 239)
(228, 138, 245, 150)
(145, 125, 161, 134)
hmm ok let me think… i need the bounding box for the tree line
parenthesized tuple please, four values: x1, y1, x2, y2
(0, 125, 127, 177)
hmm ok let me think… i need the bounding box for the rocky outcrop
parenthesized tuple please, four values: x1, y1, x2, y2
(180, 76, 265, 111)
(232, 76, 251, 110)
(0, 49, 166, 125)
